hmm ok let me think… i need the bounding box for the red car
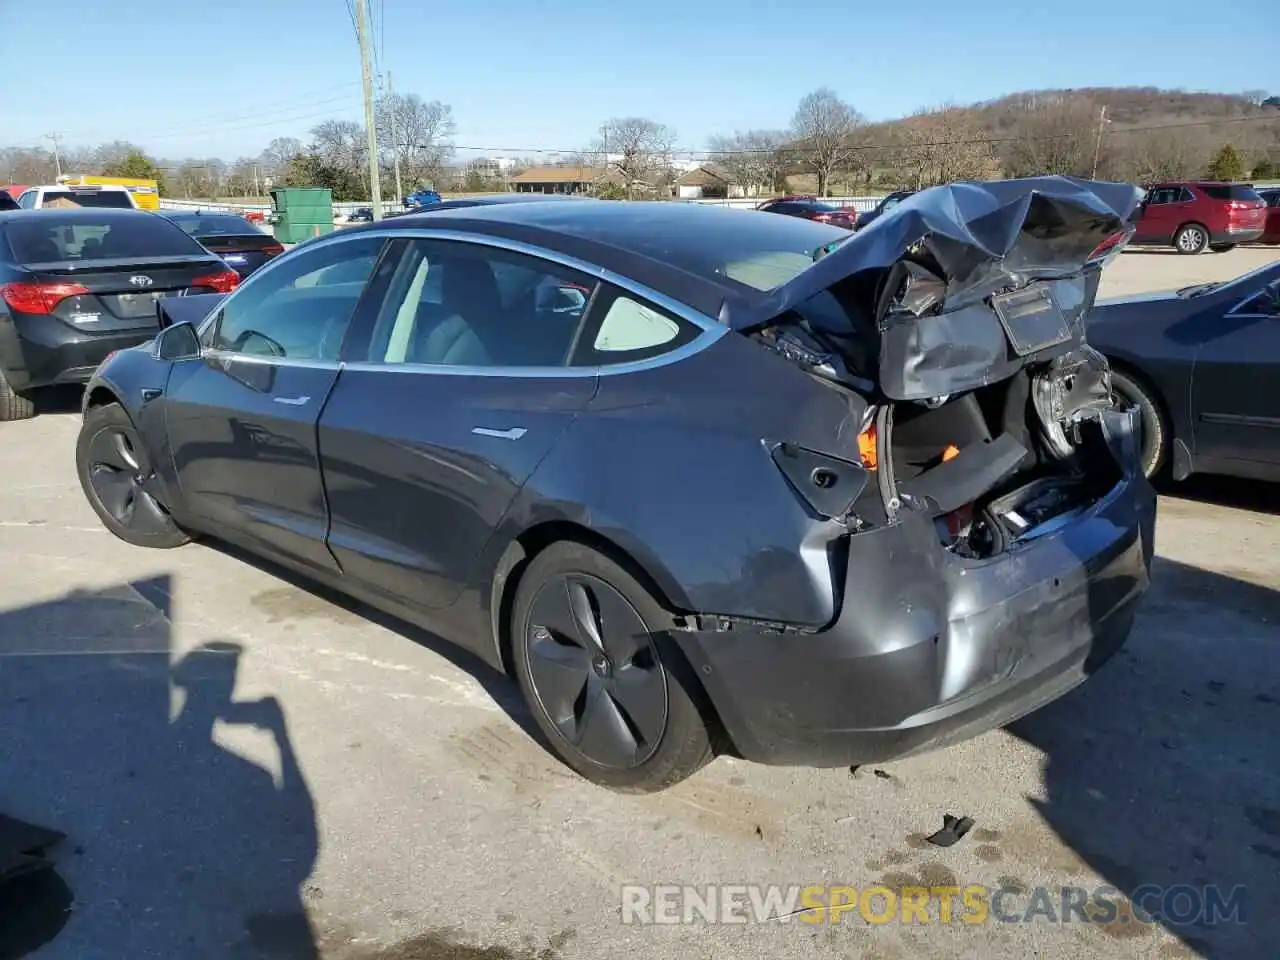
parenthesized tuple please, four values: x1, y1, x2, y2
(755, 195, 857, 229)
(1131, 181, 1267, 254)
(1258, 188, 1280, 244)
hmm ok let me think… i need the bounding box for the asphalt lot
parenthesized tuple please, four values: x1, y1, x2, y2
(1, 247, 1278, 960)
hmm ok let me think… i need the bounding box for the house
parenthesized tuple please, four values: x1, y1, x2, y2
(508, 165, 612, 194)
(674, 165, 744, 200)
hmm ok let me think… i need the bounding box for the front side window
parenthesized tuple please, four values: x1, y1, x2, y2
(207, 236, 385, 360)
(362, 239, 597, 368)
(18, 191, 36, 209)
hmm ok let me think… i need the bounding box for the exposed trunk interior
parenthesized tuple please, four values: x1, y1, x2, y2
(883, 358, 1121, 559)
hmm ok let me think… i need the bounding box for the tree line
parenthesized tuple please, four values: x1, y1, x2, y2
(3, 86, 1277, 202)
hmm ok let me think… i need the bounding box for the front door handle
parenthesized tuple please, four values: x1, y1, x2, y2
(272, 395, 310, 406)
(472, 427, 527, 440)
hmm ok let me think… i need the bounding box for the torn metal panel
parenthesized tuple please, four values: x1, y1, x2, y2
(733, 176, 1143, 402)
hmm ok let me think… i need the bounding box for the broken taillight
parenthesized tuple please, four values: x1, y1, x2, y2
(857, 424, 878, 470)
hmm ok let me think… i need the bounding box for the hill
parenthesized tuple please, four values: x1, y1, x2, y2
(849, 87, 1280, 190)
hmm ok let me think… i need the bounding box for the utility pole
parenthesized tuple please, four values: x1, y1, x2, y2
(387, 70, 403, 205)
(252, 162, 261, 199)
(1091, 105, 1108, 180)
(45, 133, 63, 178)
(355, 0, 383, 219)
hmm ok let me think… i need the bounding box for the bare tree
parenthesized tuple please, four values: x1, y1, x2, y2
(897, 107, 1000, 188)
(1003, 98, 1098, 177)
(593, 117, 676, 198)
(309, 119, 367, 191)
(707, 129, 786, 196)
(1119, 130, 1201, 182)
(375, 93, 455, 189)
(790, 88, 863, 196)
(259, 137, 304, 182)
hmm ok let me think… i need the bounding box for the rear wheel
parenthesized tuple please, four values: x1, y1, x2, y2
(1174, 223, 1209, 255)
(1110, 369, 1167, 480)
(76, 402, 191, 548)
(0, 368, 36, 421)
(1209, 243, 1236, 253)
(510, 541, 713, 792)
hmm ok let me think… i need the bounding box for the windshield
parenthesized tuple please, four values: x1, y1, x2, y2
(6, 215, 206, 263)
(41, 189, 134, 209)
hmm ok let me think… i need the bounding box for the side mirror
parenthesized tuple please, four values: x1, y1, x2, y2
(155, 321, 201, 362)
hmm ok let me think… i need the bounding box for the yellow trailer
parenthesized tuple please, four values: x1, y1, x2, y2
(56, 174, 161, 210)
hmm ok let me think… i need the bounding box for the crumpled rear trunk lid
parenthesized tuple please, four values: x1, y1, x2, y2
(730, 175, 1143, 402)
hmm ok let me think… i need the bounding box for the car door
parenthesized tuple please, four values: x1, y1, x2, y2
(1189, 280, 1280, 469)
(162, 234, 389, 574)
(317, 235, 601, 616)
(1135, 186, 1177, 242)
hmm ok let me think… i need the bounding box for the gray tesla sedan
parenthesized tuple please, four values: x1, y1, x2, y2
(73, 177, 1156, 792)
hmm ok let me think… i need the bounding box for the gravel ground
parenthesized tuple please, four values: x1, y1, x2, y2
(0, 247, 1277, 960)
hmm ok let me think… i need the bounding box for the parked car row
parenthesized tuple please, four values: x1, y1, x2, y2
(754, 180, 1279, 255)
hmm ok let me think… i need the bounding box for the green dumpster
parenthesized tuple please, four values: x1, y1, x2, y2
(269, 187, 334, 244)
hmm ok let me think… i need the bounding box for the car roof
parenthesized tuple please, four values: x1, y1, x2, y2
(0, 208, 158, 224)
(338, 198, 838, 318)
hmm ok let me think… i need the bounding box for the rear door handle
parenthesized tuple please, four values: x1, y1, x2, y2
(272, 395, 310, 406)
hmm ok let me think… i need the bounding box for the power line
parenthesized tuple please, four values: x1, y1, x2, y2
(426, 112, 1280, 159)
(127, 94, 365, 142)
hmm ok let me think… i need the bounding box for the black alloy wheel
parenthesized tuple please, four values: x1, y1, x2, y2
(510, 542, 713, 792)
(76, 403, 190, 548)
(524, 574, 668, 769)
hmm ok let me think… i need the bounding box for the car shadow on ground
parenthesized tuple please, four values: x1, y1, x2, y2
(1008, 556, 1280, 957)
(1158, 474, 1280, 517)
(0, 575, 321, 959)
(205, 540, 540, 741)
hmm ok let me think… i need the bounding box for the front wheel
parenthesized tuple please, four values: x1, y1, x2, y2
(76, 402, 191, 548)
(1110, 369, 1168, 480)
(1174, 223, 1209, 255)
(510, 541, 713, 792)
(1209, 243, 1236, 253)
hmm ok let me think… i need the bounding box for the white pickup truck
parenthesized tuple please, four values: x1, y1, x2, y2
(14, 184, 138, 210)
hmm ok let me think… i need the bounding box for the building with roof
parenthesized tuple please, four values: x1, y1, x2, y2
(673, 165, 744, 200)
(508, 165, 615, 195)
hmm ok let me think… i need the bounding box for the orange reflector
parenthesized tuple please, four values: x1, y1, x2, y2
(942, 444, 961, 463)
(858, 425, 878, 470)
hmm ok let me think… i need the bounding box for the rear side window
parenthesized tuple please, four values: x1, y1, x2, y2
(5, 215, 206, 263)
(1199, 184, 1261, 202)
(570, 284, 699, 366)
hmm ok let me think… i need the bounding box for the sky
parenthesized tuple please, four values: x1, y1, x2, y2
(0, 0, 1274, 163)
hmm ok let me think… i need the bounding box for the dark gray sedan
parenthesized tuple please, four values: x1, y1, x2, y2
(1087, 262, 1280, 482)
(74, 179, 1155, 791)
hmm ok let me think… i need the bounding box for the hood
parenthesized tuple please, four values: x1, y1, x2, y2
(729, 176, 1143, 402)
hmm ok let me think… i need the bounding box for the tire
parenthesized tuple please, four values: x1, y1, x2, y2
(1109, 369, 1167, 480)
(1209, 243, 1236, 253)
(0, 367, 36, 421)
(76, 402, 191, 548)
(1173, 223, 1209, 255)
(510, 541, 713, 792)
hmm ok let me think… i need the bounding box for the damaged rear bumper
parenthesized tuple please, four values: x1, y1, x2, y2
(672, 407, 1157, 767)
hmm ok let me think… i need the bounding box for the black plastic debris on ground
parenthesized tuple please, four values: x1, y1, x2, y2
(0, 814, 72, 960)
(926, 814, 976, 848)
